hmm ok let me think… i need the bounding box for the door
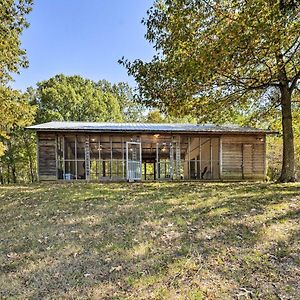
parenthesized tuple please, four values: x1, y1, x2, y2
(242, 144, 254, 179)
(126, 142, 142, 181)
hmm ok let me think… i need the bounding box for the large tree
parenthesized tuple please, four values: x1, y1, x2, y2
(122, 0, 299, 182)
(31, 75, 124, 123)
(0, 0, 32, 84)
(0, 0, 33, 156)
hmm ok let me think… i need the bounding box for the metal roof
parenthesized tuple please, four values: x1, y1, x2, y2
(27, 121, 275, 134)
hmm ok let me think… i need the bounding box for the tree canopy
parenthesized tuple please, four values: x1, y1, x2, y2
(122, 0, 300, 181)
(0, 0, 33, 85)
(0, 0, 34, 156)
(30, 74, 143, 123)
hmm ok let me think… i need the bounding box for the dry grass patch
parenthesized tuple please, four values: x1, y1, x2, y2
(0, 182, 299, 299)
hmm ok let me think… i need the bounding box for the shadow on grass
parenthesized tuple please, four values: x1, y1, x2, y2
(0, 182, 299, 299)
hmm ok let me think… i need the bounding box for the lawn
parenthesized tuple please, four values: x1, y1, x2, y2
(0, 182, 299, 299)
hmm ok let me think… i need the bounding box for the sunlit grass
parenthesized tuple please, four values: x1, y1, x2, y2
(0, 182, 299, 299)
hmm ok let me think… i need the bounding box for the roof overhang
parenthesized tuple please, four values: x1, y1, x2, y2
(26, 121, 278, 135)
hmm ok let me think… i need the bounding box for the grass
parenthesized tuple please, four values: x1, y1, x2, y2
(0, 182, 299, 299)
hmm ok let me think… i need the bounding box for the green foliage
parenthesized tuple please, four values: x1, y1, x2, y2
(0, 89, 36, 183)
(30, 75, 124, 123)
(29, 75, 145, 124)
(0, 0, 33, 85)
(0, 128, 37, 183)
(122, 0, 299, 122)
(97, 80, 145, 122)
(0, 0, 35, 183)
(0, 0, 33, 156)
(146, 110, 165, 123)
(0, 87, 36, 156)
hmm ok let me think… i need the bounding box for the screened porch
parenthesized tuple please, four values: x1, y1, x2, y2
(56, 133, 220, 181)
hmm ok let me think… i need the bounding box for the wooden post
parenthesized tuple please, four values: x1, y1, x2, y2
(263, 135, 267, 180)
(98, 136, 101, 181)
(126, 141, 129, 181)
(139, 136, 142, 180)
(188, 137, 191, 179)
(219, 136, 222, 180)
(210, 138, 213, 179)
(36, 134, 40, 182)
(176, 135, 181, 180)
(241, 144, 244, 180)
(75, 136, 78, 180)
(62, 136, 65, 179)
(99, 135, 102, 180)
(156, 142, 159, 180)
(55, 134, 58, 180)
(121, 136, 125, 180)
(110, 136, 112, 180)
(199, 137, 201, 180)
(85, 136, 90, 181)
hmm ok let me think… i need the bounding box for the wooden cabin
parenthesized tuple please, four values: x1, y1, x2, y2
(27, 121, 274, 182)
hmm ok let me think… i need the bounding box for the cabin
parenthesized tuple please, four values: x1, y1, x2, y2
(27, 121, 274, 182)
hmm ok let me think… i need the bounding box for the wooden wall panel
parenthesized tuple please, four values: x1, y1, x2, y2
(38, 133, 57, 181)
(222, 143, 243, 179)
(211, 137, 220, 179)
(221, 134, 266, 180)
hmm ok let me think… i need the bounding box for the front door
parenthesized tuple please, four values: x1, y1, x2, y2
(126, 141, 142, 181)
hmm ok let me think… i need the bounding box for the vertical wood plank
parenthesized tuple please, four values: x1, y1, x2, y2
(210, 138, 213, 179)
(219, 136, 222, 180)
(75, 135, 78, 180)
(188, 137, 191, 180)
(36, 134, 40, 182)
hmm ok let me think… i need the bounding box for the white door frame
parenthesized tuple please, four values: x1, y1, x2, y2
(126, 141, 142, 181)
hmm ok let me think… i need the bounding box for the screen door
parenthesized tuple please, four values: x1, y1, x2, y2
(126, 142, 142, 181)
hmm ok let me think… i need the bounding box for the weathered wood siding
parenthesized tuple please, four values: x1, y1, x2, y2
(221, 135, 265, 180)
(38, 133, 56, 181)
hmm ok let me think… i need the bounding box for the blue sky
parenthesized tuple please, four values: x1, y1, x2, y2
(12, 0, 155, 91)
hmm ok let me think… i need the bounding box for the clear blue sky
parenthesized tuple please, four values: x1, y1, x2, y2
(12, 0, 155, 91)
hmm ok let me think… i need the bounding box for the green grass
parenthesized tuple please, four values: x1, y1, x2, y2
(0, 182, 299, 299)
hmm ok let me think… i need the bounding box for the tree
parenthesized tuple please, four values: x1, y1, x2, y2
(0, 0, 33, 85)
(122, 0, 300, 182)
(146, 110, 165, 123)
(0, 0, 33, 156)
(97, 80, 145, 122)
(31, 74, 124, 123)
(0, 89, 36, 183)
(0, 87, 35, 156)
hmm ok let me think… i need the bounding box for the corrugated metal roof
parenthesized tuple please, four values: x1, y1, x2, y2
(27, 121, 275, 134)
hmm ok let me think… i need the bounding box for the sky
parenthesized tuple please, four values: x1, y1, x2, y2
(11, 0, 155, 91)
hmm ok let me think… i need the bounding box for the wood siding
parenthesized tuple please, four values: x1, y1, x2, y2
(38, 133, 56, 181)
(221, 135, 266, 180)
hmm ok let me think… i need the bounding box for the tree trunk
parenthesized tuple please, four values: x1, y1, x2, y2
(23, 135, 35, 183)
(278, 85, 296, 182)
(11, 164, 17, 183)
(7, 164, 10, 184)
(0, 165, 4, 185)
(7, 140, 17, 184)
